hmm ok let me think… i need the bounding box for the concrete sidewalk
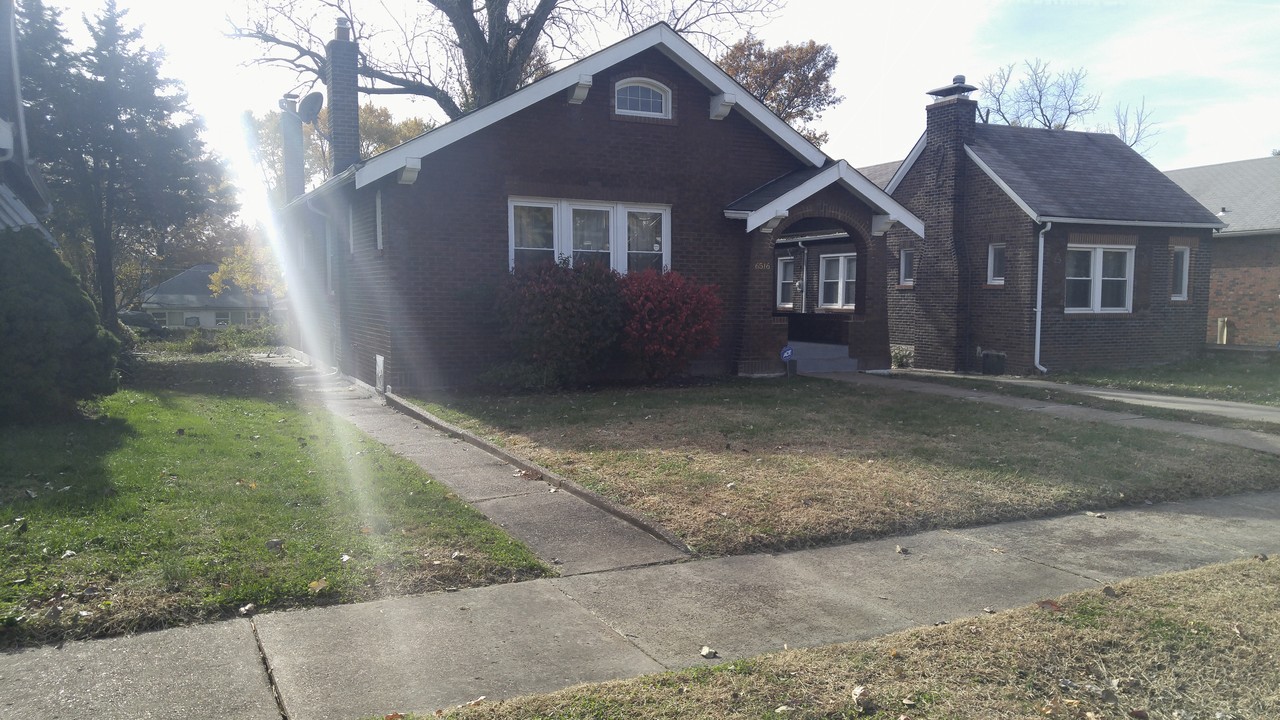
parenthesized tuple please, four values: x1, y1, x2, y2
(7, 491, 1277, 719)
(895, 369, 1280, 425)
(5, 359, 1280, 720)
(812, 371, 1280, 457)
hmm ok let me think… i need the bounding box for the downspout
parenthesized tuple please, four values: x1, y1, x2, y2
(797, 241, 807, 312)
(1033, 220, 1052, 374)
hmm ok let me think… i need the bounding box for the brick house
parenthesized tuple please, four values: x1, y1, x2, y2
(868, 76, 1224, 374)
(280, 22, 922, 389)
(1166, 155, 1280, 348)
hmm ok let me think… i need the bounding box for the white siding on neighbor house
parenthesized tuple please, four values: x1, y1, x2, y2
(147, 308, 266, 329)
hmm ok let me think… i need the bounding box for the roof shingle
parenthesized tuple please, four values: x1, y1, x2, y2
(1165, 155, 1280, 236)
(968, 124, 1222, 227)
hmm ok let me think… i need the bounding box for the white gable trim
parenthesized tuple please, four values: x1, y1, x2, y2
(355, 24, 827, 189)
(731, 161, 924, 238)
(966, 146, 1225, 229)
(964, 145, 1040, 221)
(884, 132, 925, 195)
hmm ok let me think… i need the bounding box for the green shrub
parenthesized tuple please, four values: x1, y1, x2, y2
(493, 261, 625, 388)
(891, 344, 915, 369)
(0, 228, 119, 422)
(217, 323, 283, 350)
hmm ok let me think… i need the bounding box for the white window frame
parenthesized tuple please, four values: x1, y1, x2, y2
(508, 197, 671, 274)
(899, 248, 915, 286)
(215, 310, 230, 327)
(776, 257, 796, 309)
(818, 253, 857, 309)
(987, 243, 1006, 285)
(1065, 244, 1135, 314)
(1171, 246, 1190, 301)
(614, 78, 672, 119)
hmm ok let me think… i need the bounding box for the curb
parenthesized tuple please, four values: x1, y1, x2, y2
(384, 392, 694, 556)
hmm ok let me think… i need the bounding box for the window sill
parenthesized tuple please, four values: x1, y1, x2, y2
(1064, 309, 1133, 317)
(818, 307, 856, 313)
(895, 283, 915, 290)
(984, 282, 1005, 289)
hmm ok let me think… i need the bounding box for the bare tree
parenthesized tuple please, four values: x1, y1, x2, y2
(978, 59, 1099, 130)
(231, 0, 784, 121)
(978, 58, 1159, 153)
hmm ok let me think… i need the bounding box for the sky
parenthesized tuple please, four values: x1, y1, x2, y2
(49, 0, 1280, 227)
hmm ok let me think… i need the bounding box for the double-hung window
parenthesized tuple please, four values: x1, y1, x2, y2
(819, 253, 856, 308)
(987, 243, 1006, 285)
(776, 257, 796, 308)
(509, 198, 670, 274)
(1171, 246, 1190, 301)
(1065, 245, 1134, 313)
(899, 248, 914, 286)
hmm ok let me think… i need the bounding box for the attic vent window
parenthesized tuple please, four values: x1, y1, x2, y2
(615, 79, 671, 119)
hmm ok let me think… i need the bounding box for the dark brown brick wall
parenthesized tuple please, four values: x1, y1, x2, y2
(327, 48, 878, 388)
(1036, 225, 1212, 371)
(1206, 233, 1280, 347)
(771, 187, 889, 369)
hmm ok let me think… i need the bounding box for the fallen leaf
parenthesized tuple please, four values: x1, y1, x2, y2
(774, 706, 791, 714)
(895, 545, 909, 555)
(360, 526, 373, 534)
(24, 489, 36, 499)
(1036, 599, 1065, 612)
(462, 696, 486, 707)
(1101, 688, 1120, 704)
(340, 554, 352, 563)
(902, 696, 917, 707)
(175, 428, 185, 436)
(308, 578, 328, 594)
(700, 645, 718, 658)
(384, 713, 406, 720)
(265, 539, 284, 553)
(1102, 586, 1118, 598)
(1128, 710, 1150, 719)
(1255, 553, 1269, 562)
(60, 550, 76, 559)
(1085, 511, 1108, 519)
(451, 551, 467, 561)
(983, 606, 996, 614)
(239, 603, 256, 616)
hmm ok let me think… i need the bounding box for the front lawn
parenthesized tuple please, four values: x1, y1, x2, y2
(418, 377, 1280, 556)
(0, 354, 546, 647)
(1054, 350, 1280, 406)
(439, 558, 1280, 719)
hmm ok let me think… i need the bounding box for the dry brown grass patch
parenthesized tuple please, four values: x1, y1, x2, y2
(421, 378, 1280, 556)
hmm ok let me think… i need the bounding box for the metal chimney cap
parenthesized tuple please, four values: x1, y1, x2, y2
(335, 16, 352, 41)
(927, 74, 978, 100)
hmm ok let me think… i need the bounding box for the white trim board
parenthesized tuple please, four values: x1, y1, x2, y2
(730, 160, 924, 238)
(355, 23, 827, 190)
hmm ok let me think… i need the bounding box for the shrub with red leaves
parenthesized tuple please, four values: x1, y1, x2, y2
(618, 269, 723, 380)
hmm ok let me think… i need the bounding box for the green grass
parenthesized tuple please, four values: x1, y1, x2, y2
(0, 354, 546, 646)
(435, 559, 1280, 719)
(1054, 350, 1280, 406)
(414, 377, 1280, 556)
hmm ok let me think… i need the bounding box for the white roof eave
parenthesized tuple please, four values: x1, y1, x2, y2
(740, 161, 924, 238)
(354, 23, 827, 190)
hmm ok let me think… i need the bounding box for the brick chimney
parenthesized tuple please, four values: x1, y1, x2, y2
(913, 75, 979, 372)
(325, 17, 359, 176)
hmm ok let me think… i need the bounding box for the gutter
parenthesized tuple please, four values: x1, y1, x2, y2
(1034, 221, 1052, 374)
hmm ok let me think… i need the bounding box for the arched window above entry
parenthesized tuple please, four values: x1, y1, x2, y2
(614, 78, 671, 119)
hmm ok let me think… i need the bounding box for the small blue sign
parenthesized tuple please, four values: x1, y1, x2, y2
(780, 344, 794, 362)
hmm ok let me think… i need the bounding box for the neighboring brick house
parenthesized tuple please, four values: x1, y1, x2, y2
(280, 22, 922, 389)
(1166, 155, 1280, 348)
(867, 76, 1223, 374)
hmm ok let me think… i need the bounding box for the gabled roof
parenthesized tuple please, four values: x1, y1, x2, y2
(354, 23, 828, 190)
(856, 160, 902, 190)
(965, 125, 1223, 228)
(1165, 155, 1280, 236)
(141, 264, 269, 310)
(725, 161, 924, 237)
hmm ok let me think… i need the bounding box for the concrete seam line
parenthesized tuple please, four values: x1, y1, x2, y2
(250, 617, 291, 720)
(384, 392, 694, 555)
(545, 580, 670, 667)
